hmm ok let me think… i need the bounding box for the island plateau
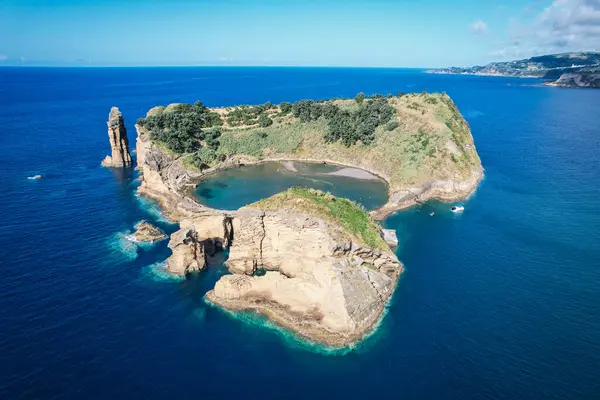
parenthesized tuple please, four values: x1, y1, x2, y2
(130, 91, 483, 347)
(427, 52, 600, 88)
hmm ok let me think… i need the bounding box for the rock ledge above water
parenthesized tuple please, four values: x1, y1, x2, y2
(132, 220, 166, 243)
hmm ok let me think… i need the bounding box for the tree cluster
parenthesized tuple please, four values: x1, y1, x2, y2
(290, 96, 394, 146)
(226, 102, 279, 126)
(138, 101, 222, 154)
(279, 102, 292, 115)
(258, 113, 273, 127)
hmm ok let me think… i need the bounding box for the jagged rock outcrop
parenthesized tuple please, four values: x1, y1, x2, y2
(134, 124, 209, 219)
(132, 220, 166, 242)
(102, 107, 132, 167)
(166, 215, 233, 275)
(166, 205, 403, 347)
(167, 227, 204, 275)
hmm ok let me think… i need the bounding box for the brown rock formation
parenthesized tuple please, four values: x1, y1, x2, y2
(165, 208, 402, 348)
(102, 107, 132, 167)
(131, 220, 166, 243)
(166, 216, 233, 275)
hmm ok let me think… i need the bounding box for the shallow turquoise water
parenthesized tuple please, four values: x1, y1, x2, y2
(1, 67, 599, 399)
(195, 161, 388, 210)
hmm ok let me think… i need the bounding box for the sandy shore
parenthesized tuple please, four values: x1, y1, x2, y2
(320, 167, 380, 181)
(280, 161, 379, 181)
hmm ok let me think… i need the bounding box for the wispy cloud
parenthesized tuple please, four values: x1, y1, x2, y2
(471, 20, 488, 35)
(0, 54, 7, 62)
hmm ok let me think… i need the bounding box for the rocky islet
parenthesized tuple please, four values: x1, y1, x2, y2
(117, 93, 483, 348)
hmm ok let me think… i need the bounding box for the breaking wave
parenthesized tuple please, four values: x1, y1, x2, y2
(135, 194, 170, 223)
(107, 230, 139, 260)
(142, 261, 185, 282)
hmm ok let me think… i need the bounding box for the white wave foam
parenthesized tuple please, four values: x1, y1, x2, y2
(204, 297, 388, 355)
(107, 231, 139, 260)
(143, 261, 185, 282)
(135, 195, 170, 223)
(124, 234, 138, 242)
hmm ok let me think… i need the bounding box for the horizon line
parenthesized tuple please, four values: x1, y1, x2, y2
(0, 64, 432, 69)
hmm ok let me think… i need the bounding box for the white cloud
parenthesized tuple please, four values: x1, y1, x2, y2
(471, 20, 488, 35)
(536, 0, 600, 48)
(494, 0, 600, 58)
(0, 54, 7, 62)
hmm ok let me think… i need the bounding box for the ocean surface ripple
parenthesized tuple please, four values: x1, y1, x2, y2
(0, 67, 599, 399)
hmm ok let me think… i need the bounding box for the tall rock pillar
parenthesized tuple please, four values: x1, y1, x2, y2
(102, 107, 133, 167)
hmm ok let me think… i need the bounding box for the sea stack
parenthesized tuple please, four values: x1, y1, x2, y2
(102, 107, 132, 167)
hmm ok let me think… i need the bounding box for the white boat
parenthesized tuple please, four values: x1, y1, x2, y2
(450, 205, 464, 213)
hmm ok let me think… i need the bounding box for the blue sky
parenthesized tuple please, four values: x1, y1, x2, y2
(1, 0, 599, 67)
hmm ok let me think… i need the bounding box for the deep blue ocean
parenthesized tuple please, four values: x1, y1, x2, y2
(1, 67, 599, 399)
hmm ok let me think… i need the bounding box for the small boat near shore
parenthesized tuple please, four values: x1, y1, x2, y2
(450, 204, 464, 213)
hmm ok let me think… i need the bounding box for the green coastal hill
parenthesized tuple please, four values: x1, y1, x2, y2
(427, 52, 600, 88)
(136, 91, 481, 194)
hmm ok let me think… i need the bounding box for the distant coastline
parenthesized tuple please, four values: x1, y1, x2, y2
(427, 52, 600, 89)
(424, 70, 540, 79)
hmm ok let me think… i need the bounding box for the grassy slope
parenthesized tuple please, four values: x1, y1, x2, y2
(247, 187, 389, 252)
(213, 93, 480, 190)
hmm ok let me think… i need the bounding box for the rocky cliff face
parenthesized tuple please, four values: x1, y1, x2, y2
(166, 215, 232, 275)
(547, 72, 600, 88)
(102, 107, 133, 168)
(135, 124, 208, 218)
(164, 208, 402, 347)
(135, 123, 266, 219)
(371, 168, 483, 219)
